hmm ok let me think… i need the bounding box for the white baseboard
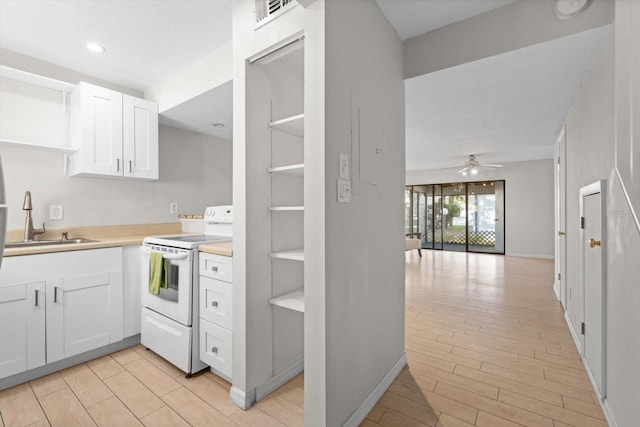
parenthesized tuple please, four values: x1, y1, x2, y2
(230, 386, 256, 410)
(506, 252, 554, 259)
(343, 353, 407, 427)
(601, 399, 619, 427)
(553, 281, 560, 300)
(564, 312, 582, 354)
(255, 358, 304, 402)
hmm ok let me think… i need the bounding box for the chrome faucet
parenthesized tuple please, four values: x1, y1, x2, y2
(23, 191, 45, 241)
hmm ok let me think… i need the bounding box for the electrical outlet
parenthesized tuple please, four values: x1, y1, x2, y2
(337, 179, 351, 203)
(49, 204, 64, 220)
(169, 202, 179, 214)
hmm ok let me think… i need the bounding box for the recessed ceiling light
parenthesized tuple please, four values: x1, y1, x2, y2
(86, 42, 105, 53)
(211, 123, 224, 128)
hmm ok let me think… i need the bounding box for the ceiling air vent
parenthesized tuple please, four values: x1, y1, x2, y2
(256, 0, 296, 24)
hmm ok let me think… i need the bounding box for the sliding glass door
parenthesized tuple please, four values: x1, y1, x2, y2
(405, 181, 505, 254)
(467, 181, 505, 253)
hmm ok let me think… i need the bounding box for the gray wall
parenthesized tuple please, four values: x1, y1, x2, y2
(0, 125, 231, 230)
(406, 159, 555, 258)
(322, 0, 405, 425)
(563, 11, 640, 426)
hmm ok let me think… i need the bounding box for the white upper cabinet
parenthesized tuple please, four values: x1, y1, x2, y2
(70, 82, 159, 180)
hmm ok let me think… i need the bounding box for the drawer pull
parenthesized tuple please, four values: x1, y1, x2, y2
(210, 266, 218, 272)
(34, 289, 39, 307)
(211, 301, 218, 308)
(211, 346, 218, 354)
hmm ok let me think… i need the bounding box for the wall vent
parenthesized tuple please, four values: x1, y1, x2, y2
(256, 0, 296, 24)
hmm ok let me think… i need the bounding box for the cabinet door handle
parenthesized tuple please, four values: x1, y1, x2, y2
(34, 289, 39, 307)
(211, 346, 218, 354)
(54, 286, 60, 303)
(129, 160, 133, 173)
(116, 158, 120, 172)
(211, 301, 218, 308)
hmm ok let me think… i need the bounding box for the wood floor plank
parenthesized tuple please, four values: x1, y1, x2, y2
(254, 394, 304, 427)
(561, 395, 606, 420)
(60, 363, 114, 408)
(378, 391, 439, 426)
(30, 372, 67, 398)
(475, 410, 525, 427)
(498, 389, 607, 427)
(86, 395, 142, 427)
(87, 355, 126, 380)
(38, 388, 97, 427)
(110, 348, 142, 365)
(0, 383, 46, 426)
(175, 373, 240, 417)
(434, 413, 476, 427)
(229, 406, 287, 427)
(377, 407, 432, 427)
(161, 387, 234, 427)
(433, 382, 553, 427)
(140, 406, 190, 427)
(103, 371, 164, 419)
(122, 358, 181, 397)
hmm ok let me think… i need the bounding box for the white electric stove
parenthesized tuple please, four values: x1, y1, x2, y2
(140, 205, 232, 375)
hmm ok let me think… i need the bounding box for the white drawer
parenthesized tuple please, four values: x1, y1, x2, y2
(199, 277, 232, 330)
(141, 308, 191, 374)
(199, 253, 232, 283)
(199, 319, 232, 379)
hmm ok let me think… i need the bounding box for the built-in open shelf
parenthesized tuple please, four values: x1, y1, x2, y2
(0, 139, 77, 154)
(269, 206, 304, 211)
(270, 249, 304, 261)
(268, 164, 304, 176)
(269, 288, 304, 313)
(269, 113, 304, 137)
(0, 65, 76, 93)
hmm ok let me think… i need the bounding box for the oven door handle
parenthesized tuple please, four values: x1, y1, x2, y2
(140, 247, 189, 260)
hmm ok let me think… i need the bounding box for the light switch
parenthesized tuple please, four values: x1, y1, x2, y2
(339, 153, 350, 179)
(169, 202, 179, 214)
(337, 179, 351, 203)
(49, 204, 64, 220)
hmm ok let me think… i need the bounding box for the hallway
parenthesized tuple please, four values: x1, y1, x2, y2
(363, 250, 607, 427)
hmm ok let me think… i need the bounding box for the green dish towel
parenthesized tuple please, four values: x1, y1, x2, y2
(149, 252, 165, 295)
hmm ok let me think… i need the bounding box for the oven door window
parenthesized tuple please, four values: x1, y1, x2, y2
(157, 261, 180, 302)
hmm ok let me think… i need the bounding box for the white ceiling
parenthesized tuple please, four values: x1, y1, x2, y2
(375, 0, 517, 40)
(0, 0, 609, 172)
(0, 0, 232, 91)
(405, 25, 609, 171)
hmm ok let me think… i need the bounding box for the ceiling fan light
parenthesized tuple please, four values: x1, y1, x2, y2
(470, 167, 479, 175)
(461, 170, 468, 176)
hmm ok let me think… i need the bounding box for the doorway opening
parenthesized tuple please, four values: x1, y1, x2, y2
(405, 180, 505, 254)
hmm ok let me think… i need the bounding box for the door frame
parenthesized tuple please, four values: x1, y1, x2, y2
(579, 179, 607, 400)
(555, 126, 567, 307)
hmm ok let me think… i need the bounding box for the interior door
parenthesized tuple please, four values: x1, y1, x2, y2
(581, 182, 606, 399)
(556, 127, 567, 307)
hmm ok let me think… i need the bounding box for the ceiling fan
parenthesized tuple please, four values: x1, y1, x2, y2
(457, 154, 503, 176)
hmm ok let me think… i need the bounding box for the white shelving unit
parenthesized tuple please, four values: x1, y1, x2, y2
(269, 114, 304, 137)
(269, 289, 305, 313)
(0, 139, 79, 175)
(269, 206, 304, 211)
(270, 249, 305, 262)
(268, 164, 304, 176)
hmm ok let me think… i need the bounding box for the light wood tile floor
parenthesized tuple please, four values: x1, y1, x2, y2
(0, 251, 606, 427)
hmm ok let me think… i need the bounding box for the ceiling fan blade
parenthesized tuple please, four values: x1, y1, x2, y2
(483, 164, 503, 168)
(457, 167, 468, 174)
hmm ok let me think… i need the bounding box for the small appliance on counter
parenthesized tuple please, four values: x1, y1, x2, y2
(140, 205, 232, 375)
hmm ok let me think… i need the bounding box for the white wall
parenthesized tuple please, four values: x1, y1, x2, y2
(322, 1, 406, 425)
(0, 124, 231, 231)
(406, 159, 555, 258)
(562, 5, 640, 425)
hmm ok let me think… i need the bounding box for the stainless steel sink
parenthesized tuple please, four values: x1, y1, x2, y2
(6, 238, 98, 248)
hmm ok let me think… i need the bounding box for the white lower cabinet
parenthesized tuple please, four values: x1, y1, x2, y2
(200, 319, 232, 378)
(198, 252, 232, 380)
(123, 246, 142, 338)
(0, 248, 123, 379)
(0, 282, 45, 378)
